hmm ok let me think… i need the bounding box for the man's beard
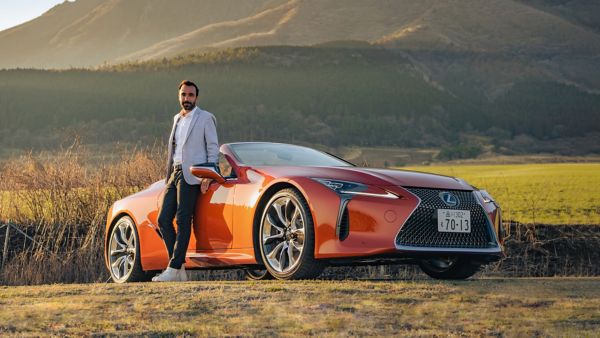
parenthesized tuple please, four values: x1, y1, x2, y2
(181, 101, 194, 110)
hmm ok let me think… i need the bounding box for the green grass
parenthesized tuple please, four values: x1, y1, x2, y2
(403, 163, 600, 225)
(0, 279, 598, 336)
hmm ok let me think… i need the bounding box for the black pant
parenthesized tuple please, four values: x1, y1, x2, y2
(157, 168, 199, 269)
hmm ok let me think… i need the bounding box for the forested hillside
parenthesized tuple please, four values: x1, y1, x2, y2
(0, 46, 598, 157)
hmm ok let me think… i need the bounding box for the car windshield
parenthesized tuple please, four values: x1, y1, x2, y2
(229, 143, 353, 167)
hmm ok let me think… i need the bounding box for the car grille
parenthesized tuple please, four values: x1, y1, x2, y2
(395, 188, 496, 249)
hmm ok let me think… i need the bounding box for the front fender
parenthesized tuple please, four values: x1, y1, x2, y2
(104, 181, 167, 271)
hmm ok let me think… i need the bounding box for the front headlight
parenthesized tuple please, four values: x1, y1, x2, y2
(312, 178, 399, 199)
(473, 189, 498, 207)
(476, 189, 507, 241)
(479, 190, 496, 204)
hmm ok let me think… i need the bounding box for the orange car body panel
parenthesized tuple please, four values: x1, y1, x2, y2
(105, 144, 503, 272)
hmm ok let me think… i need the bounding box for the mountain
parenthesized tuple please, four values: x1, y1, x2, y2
(1, 0, 599, 157)
(1, 0, 600, 69)
(0, 0, 283, 68)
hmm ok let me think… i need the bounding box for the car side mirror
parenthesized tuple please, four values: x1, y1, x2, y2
(190, 166, 226, 184)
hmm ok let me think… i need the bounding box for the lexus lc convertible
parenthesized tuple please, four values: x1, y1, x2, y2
(105, 142, 506, 282)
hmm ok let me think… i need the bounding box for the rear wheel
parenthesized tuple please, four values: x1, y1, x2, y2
(107, 216, 151, 283)
(419, 257, 481, 280)
(258, 188, 324, 280)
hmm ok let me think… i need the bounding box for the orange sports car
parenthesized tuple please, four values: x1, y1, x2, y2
(105, 142, 505, 282)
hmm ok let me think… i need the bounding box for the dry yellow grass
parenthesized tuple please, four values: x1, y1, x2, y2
(403, 163, 600, 225)
(0, 147, 164, 285)
(0, 278, 598, 336)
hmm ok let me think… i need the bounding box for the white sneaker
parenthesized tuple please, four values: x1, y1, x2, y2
(151, 267, 180, 282)
(179, 265, 188, 282)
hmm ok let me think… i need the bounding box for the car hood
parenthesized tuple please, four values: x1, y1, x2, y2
(253, 166, 473, 191)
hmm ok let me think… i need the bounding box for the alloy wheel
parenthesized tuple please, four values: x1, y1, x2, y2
(261, 195, 306, 273)
(109, 217, 137, 282)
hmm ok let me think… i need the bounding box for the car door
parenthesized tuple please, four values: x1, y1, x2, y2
(189, 153, 237, 250)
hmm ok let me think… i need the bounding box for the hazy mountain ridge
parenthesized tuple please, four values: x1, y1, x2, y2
(0, 0, 281, 68)
(1, 0, 599, 70)
(375, 0, 600, 53)
(119, 0, 297, 62)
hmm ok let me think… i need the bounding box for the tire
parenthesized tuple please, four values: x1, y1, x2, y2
(107, 216, 151, 283)
(418, 257, 481, 280)
(244, 268, 274, 281)
(258, 188, 324, 280)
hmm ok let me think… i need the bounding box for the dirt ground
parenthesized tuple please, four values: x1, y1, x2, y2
(1, 278, 598, 336)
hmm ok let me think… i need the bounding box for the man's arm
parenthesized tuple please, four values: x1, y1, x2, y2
(204, 114, 219, 164)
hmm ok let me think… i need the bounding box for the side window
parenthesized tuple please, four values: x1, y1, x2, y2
(218, 153, 235, 178)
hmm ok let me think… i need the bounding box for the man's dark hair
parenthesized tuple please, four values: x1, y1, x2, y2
(178, 80, 199, 96)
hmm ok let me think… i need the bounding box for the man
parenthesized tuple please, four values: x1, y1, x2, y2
(152, 80, 219, 282)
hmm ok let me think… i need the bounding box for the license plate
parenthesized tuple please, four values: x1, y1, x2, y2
(437, 209, 471, 233)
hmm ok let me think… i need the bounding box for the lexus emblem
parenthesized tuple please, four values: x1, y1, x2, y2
(439, 192, 459, 207)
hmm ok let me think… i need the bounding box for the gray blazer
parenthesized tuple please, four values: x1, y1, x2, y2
(165, 107, 219, 185)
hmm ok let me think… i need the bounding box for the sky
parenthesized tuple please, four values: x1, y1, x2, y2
(0, 0, 68, 31)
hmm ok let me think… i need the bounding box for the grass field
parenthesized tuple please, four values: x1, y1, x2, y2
(403, 163, 600, 225)
(0, 279, 598, 336)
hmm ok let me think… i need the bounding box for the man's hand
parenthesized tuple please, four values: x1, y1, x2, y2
(201, 178, 213, 194)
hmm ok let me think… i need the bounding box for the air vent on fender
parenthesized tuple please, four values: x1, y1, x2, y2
(338, 205, 350, 241)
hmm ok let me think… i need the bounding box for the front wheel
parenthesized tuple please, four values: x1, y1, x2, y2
(107, 216, 151, 283)
(419, 257, 481, 280)
(258, 188, 324, 280)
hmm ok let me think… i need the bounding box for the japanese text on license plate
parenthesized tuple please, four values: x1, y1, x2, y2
(437, 209, 471, 233)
